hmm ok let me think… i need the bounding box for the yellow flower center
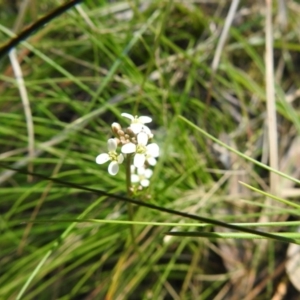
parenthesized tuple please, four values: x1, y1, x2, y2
(108, 151, 118, 161)
(136, 144, 146, 154)
(132, 117, 138, 123)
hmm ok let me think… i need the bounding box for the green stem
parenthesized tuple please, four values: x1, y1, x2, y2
(126, 154, 135, 246)
(126, 154, 133, 196)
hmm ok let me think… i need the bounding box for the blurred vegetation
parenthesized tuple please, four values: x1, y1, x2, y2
(1, 0, 300, 299)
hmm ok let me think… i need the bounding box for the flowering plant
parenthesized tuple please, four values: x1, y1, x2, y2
(96, 113, 159, 192)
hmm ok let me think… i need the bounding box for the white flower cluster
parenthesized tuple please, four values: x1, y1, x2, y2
(96, 113, 159, 188)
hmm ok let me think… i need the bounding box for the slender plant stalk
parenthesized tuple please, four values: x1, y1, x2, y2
(105, 154, 137, 299)
(9, 49, 34, 182)
(125, 154, 135, 245)
(265, 0, 279, 195)
(126, 154, 133, 197)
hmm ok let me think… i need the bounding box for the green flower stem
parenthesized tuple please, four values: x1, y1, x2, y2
(126, 154, 135, 246)
(126, 154, 133, 196)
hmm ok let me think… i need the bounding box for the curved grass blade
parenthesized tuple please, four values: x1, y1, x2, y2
(179, 115, 300, 186)
(0, 0, 84, 58)
(0, 163, 299, 244)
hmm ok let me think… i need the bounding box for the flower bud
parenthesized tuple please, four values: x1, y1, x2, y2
(117, 130, 125, 137)
(126, 127, 135, 136)
(112, 122, 122, 135)
(119, 136, 126, 144)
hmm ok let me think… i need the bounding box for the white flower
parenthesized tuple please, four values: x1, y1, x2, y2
(121, 112, 152, 134)
(121, 132, 159, 167)
(139, 125, 153, 139)
(131, 166, 153, 187)
(96, 139, 124, 175)
(145, 143, 159, 166)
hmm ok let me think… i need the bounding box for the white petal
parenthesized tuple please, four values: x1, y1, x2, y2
(130, 165, 136, 173)
(107, 138, 117, 151)
(140, 125, 152, 136)
(147, 157, 157, 166)
(131, 174, 140, 183)
(139, 116, 152, 124)
(137, 167, 146, 175)
(117, 154, 124, 164)
(121, 113, 134, 120)
(108, 161, 119, 175)
(146, 143, 159, 157)
(144, 169, 153, 178)
(130, 123, 143, 134)
(137, 132, 148, 146)
(141, 179, 150, 187)
(96, 153, 109, 164)
(121, 143, 136, 154)
(134, 153, 146, 167)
